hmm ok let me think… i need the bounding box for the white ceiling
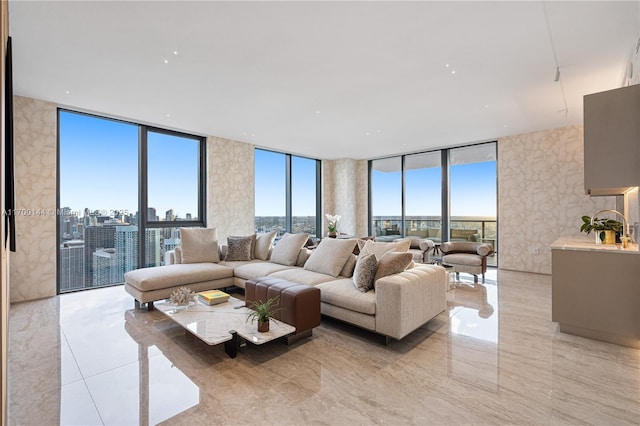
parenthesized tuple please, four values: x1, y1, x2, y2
(9, 1, 640, 160)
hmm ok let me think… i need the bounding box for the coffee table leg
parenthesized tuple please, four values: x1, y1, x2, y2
(224, 330, 238, 358)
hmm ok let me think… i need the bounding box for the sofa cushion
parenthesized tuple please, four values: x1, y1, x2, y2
(352, 253, 377, 292)
(304, 238, 356, 277)
(358, 239, 411, 261)
(233, 261, 294, 280)
(443, 253, 483, 267)
(270, 268, 337, 286)
(270, 233, 309, 266)
(124, 263, 233, 292)
(316, 279, 376, 315)
(339, 254, 357, 278)
(180, 227, 220, 264)
(254, 231, 277, 260)
(225, 235, 255, 261)
(374, 251, 413, 283)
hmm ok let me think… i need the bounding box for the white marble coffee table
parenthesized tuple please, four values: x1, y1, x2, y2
(155, 296, 295, 358)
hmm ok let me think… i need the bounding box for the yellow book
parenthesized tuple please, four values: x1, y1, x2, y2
(198, 290, 230, 305)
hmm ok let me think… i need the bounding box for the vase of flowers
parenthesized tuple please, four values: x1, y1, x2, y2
(325, 214, 341, 238)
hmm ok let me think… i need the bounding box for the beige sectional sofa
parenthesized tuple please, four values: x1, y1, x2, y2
(124, 229, 447, 342)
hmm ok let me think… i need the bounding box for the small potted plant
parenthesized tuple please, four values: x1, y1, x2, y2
(580, 216, 623, 244)
(246, 297, 281, 332)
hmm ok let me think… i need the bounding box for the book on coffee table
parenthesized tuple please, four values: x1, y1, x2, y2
(198, 289, 230, 305)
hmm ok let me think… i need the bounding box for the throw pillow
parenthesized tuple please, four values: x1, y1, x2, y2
(304, 238, 357, 277)
(225, 235, 256, 261)
(358, 239, 411, 261)
(374, 251, 413, 283)
(179, 227, 220, 264)
(174, 246, 183, 264)
(296, 248, 312, 267)
(352, 253, 378, 292)
(339, 253, 357, 278)
(270, 233, 309, 266)
(254, 231, 277, 260)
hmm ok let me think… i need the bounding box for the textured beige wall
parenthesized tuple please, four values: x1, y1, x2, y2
(498, 125, 616, 274)
(322, 159, 369, 238)
(207, 136, 255, 243)
(11, 96, 57, 302)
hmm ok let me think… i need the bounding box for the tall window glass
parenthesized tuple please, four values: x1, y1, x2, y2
(371, 157, 402, 240)
(255, 149, 286, 238)
(291, 156, 317, 236)
(405, 152, 442, 239)
(147, 131, 201, 222)
(59, 111, 138, 291)
(449, 143, 497, 265)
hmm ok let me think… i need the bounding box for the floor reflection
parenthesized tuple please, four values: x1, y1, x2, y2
(8, 269, 640, 425)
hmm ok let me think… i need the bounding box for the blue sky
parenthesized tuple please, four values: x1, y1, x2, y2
(59, 111, 199, 218)
(372, 160, 496, 217)
(255, 149, 317, 216)
(60, 111, 495, 220)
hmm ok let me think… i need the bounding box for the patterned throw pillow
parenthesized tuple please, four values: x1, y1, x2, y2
(352, 253, 378, 293)
(374, 251, 413, 283)
(225, 235, 256, 261)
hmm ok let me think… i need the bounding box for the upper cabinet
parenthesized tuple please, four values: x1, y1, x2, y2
(584, 84, 640, 196)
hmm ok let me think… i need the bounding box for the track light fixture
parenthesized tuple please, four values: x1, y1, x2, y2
(554, 67, 560, 82)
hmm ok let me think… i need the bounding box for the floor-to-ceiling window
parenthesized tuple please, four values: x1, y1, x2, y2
(254, 148, 320, 238)
(58, 110, 205, 293)
(370, 157, 402, 240)
(369, 141, 497, 264)
(404, 152, 442, 238)
(449, 144, 497, 265)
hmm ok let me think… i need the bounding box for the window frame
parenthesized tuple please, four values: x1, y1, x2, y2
(56, 108, 206, 294)
(368, 141, 497, 247)
(254, 148, 322, 237)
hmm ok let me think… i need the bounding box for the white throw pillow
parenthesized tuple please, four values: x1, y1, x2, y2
(358, 239, 411, 261)
(304, 238, 357, 277)
(254, 231, 277, 260)
(179, 227, 220, 264)
(270, 233, 309, 266)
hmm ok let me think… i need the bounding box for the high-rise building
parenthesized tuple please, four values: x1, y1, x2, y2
(148, 207, 158, 222)
(84, 224, 118, 286)
(165, 209, 175, 221)
(114, 226, 162, 282)
(93, 248, 118, 286)
(60, 240, 84, 291)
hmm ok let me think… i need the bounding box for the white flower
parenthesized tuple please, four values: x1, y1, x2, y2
(325, 213, 341, 232)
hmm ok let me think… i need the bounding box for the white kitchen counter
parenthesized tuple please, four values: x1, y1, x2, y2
(551, 237, 639, 254)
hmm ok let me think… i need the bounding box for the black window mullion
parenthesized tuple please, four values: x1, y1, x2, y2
(139, 126, 148, 271)
(285, 154, 293, 233)
(441, 149, 450, 243)
(315, 159, 322, 238)
(401, 155, 406, 237)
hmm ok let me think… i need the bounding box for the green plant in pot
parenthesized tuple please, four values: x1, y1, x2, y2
(246, 296, 281, 332)
(580, 216, 623, 244)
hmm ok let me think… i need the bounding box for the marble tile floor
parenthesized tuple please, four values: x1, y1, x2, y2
(7, 269, 640, 425)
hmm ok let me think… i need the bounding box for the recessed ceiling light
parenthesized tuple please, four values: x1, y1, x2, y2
(173, 51, 179, 56)
(165, 113, 170, 118)
(164, 59, 169, 64)
(445, 64, 450, 68)
(65, 90, 70, 95)
(484, 105, 489, 109)
(365, 132, 370, 136)
(451, 70, 456, 75)
(316, 110, 320, 114)
(376, 129, 381, 133)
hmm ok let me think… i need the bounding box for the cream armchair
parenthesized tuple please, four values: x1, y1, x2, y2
(440, 241, 493, 282)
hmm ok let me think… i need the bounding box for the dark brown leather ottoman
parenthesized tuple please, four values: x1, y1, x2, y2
(245, 276, 321, 344)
